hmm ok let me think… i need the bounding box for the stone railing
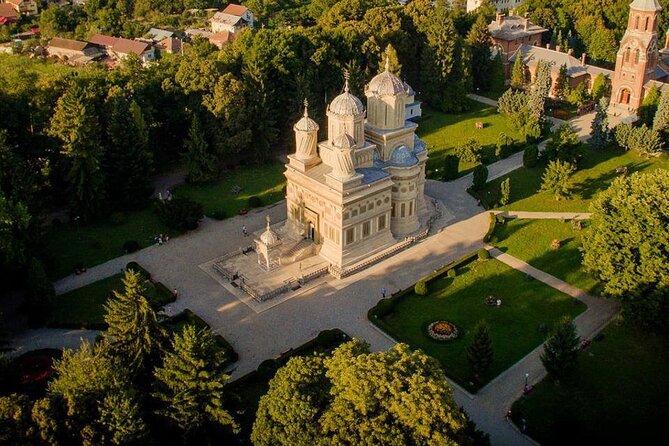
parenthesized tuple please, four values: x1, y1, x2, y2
(213, 261, 236, 282)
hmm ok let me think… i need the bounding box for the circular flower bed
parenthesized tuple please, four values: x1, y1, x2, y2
(427, 321, 459, 341)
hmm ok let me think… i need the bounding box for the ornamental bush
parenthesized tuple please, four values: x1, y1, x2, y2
(415, 280, 428, 296)
(447, 269, 457, 278)
(523, 144, 538, 168)
(472, 165, 488, 191)
(247, 196, 263, 208)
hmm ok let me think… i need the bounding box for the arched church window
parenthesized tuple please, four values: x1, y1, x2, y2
(645, 16, 650, 31)
(635, 49, 641, 64)
(625, 47, 631, 63)
(635, 15, 640, 30)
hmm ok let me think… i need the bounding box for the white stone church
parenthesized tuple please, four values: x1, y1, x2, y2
(275, 62, 429, 269)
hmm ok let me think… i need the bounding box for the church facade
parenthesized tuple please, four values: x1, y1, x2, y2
(283, 63, 428, 269)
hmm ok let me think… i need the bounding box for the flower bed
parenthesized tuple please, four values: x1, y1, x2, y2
(427, 321, 459, 341)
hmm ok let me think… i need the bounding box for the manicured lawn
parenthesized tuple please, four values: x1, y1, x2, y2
(477, 146, 669, 211)
(380, 258, 585, 391)
(46, 209, 172, 279)
(51, 272, 174, 329)
(511, 320, 669, 445)
(491, 219, 603, 295)
(416, 101, 527, 179)
(174, 162, 286, 217)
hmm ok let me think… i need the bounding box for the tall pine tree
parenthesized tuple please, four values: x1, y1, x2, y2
(466, 321, 494, 381)
(467, 13, 493, 92)
(104, 269, 166, 376)
(589, 96, 610, 148)
(653, 86, 669, 132)
(183, 114, 217, 184)
(153, 325, 237, 436)
(510, 54, 526, 90)
(104, 87, 153, 211)
(48, 82, 105, 220)
(540, 317, 580, 379)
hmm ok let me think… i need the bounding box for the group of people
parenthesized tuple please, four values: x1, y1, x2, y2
(154, 233, 169, 245)
(157, 189, 173, 202)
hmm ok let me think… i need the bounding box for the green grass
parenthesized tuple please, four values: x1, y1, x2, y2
(174, 162, 286, 217)
(381, 258, 585, 391)
(416, 101, 526, 179)
(512, 319, 669, 445)
(491, 219, 603, 295)
(46, 209, 172, 279)
(478, 146, 669, 212)
(51, 272, 174, 329)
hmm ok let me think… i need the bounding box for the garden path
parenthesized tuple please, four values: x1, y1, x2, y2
(496, 211, 592, 220)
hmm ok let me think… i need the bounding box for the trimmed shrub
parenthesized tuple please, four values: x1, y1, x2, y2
(152, 282, 177, 307)
(316, 329, 345, 347)
(447, 268, 457, 278)
(155, 197, 203, 231)
(477, 248, 490, 260)
(247, 196, 262, 208)
(415, 280, 428, 296)
(374, 299, 395, 318)
(483, 212, 497, 242)
(472, 165, 489, 191)
(523, 144, 539, 168)
(122, 240, 140, 254)
(256, 359, 279, 380)
(442, 154, 460, 181)
(126, 261, 151, 281)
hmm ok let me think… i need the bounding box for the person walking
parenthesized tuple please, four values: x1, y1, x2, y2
(242, 225, 248, 237)
(381, 288, 387, 298)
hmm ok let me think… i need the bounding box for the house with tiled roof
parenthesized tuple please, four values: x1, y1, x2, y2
(47, 37, 103, 64)
(489, 13, 548, 76)
(0, 2, 19, 24)
(89, 34, 155, 63)
(209, 30, 234, 49)
(157, 36, 184, 55)
(3, 0, 38, 16)
(210, 3, 253, 34)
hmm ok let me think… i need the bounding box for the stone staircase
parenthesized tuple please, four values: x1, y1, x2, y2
(281, 239, 317, 264)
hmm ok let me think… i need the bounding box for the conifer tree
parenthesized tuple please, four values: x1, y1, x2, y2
(653, 86, 669, 132)
(472, 164, 488, 191)
(442, 154, 460, 181)
(591, 73, 608, 101)
(384, 43, 402, 76)
(540, 317, 580, 378)
(554, 64, 569, 100)
(489, 51, 505, 94)
(153, 325, 237, 435)
(638, 85, 660, 126)
(528, 60, 551, 120)
(25, 257, 55, 327)
(104, 270, 166, 375)
(467, 13, 493, 92)
(523, 144, 538, 168)
(183, 114, 217, 184)
(48, 82, 105, 220)
(466, 321, 494, 380)
(510, 54, 526, 90)
(541, 160, 576, 200)
(589, 97, 610, 148)
(104, 87, 153, 210)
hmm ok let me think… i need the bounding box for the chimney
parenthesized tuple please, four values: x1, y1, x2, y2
(496, 13, 504, 25)
(568, 48, 574, 56)
(524, 18, 529, 31)
(556, 45, 561, 53)
(581, 53, 587, 66)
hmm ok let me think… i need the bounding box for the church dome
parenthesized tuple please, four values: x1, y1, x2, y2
(390, 145, 418, 166)
(294, 100, 319, 132)
(333, 133, 356, 149)
(367, 59, 406, 96)
(329, 80, 365, 116)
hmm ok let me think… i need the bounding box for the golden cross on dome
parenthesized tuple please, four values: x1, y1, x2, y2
(343, 69, 350, 92)
(303, 98, 309, 116)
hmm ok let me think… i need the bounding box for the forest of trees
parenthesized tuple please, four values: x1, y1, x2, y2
(0, 0, 502, 289)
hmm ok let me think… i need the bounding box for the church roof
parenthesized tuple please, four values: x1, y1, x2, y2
(366, 59, 406, 96)
(488, 15, 547, 41)
(294, 101, 319, 132)
(333, 133, 356, 149)
(329, 80, 364, 116)
(511, 44, 613, 78)
(629, 0, 662, 12)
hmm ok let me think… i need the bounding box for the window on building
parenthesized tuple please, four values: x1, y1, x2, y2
(391, 203, 396, 217)
(400, 203, 406, 218)
(645, 16, 650, 31)
(409, 201, 414, 216)
(378, 214, 387, 230)
(635, 49, 640, 64)
(362, 221, 371, 238)
(625, 47, 631, 63)
(345, 228, 355, 245)
(352, 209, 358, 217)
(360, 204, 366, 213)
(635, 15, 640, 30)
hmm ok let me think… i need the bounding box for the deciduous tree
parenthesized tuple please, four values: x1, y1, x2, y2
(540, 160, 576, 200)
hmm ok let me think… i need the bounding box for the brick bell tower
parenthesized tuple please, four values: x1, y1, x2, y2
(611, 0, 662, 111)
